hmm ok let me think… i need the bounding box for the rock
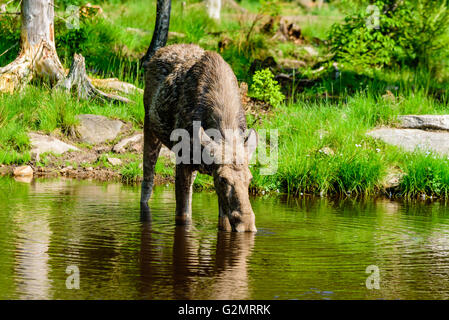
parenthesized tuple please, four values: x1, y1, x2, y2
(278, 58, 306, 69)
(383, 169, 404, 190)
(399, 115, 449, 131)
(107, 157, 122, 166)
(113, 133, 143, 153)
(60, 166, 73, 174)
(302, 45, 318, 56)
(13, 165, 33, 177)
(159, 146, 176, 162)
(367, 128, 449, 155)
(76, 114, 124, 145)
(29, 133, 79, 159)
(130, 142, 143, 153)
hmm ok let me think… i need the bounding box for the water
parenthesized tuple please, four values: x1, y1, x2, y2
(1, 177, 449, 300)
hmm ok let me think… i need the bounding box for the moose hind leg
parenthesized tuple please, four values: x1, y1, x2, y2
(175, 165, 197, 225)
(141, 129, 162, 203)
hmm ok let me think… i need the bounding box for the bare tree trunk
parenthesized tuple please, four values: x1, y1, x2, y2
(0, 0, 64, 92)
(0, 0, 130, 103)
(57, 54, 131, 104)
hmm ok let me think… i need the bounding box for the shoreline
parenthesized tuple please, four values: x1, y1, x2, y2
(1, 162, 439, 202)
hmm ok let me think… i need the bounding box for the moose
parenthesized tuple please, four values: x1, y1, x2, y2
(140, 0, 258, 232)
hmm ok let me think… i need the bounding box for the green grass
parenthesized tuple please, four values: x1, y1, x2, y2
(250, 87, 449, 198)
(400, 152, 449, 198)
(120, 161, 142, 184)
(0, 86, 143, 165)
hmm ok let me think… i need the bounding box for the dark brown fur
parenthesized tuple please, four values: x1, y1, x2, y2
(142, 44, 257, 232)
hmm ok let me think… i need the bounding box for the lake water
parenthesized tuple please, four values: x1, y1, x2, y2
(1, 177, 449, 300)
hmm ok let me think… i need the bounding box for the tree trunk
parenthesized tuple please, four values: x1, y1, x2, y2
(0, 0, 64, 92)
(0, 0, 130, 104)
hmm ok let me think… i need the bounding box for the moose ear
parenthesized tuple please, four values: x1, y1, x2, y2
(245, 128, 258, 159)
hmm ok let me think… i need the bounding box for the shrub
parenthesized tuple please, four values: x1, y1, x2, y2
(250, 68, 285, 107)
(328, 0, 449, 70)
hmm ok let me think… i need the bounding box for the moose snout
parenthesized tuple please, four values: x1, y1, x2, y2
(230, 210, 257, 232)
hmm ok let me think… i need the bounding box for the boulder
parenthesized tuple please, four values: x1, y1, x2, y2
(159, 146, 175, 162)
(29, 133, 79, 159)
(383, 171, 404, 190)
(278, 58, 307, 69)
(107, 157, 122, 166)
(14, 165, 33, 177)
(399, 115, 449, 131)
(113, 133, 143, 153)
(302, 45, 318, 56)
(367, 128, 449, 155)
(76, 114, 124, 145)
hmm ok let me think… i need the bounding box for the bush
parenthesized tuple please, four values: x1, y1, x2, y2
(328, 0, 449, 70)
(250, 68, 285, 107)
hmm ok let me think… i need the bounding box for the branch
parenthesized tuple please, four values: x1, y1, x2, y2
(56, 53, 132, 104)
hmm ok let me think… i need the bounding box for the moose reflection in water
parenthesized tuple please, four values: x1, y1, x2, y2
(140, 204, 255, 299)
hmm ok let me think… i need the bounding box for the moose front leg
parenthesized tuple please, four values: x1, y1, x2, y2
(175, 165, 197, 225)
(141, 127, 162, 204)
(218, 204, 232, 231)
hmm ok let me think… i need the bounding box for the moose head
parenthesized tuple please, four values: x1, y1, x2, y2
(199, 127, 258, 232)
